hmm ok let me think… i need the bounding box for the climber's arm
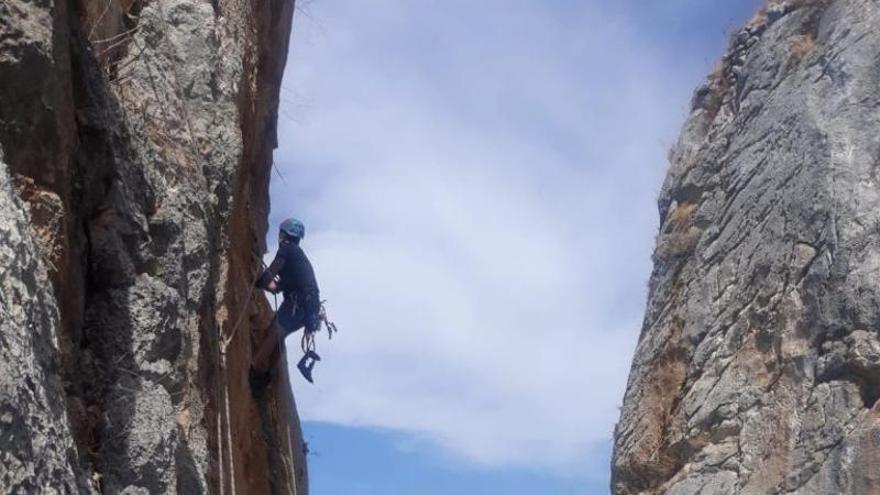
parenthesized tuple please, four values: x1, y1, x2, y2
(256, 254, 285, 292)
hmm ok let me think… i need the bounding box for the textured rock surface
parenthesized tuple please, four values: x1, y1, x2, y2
(613, 1, 880, 494)
(0, 153, 87, 493)
(0, 0, 307, 493)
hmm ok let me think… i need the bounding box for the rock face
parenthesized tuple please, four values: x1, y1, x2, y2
(0, 0, 307, 493)
(612, 1, 880, 493)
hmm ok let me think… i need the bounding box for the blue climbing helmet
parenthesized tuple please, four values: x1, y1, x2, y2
(280, 218, 305, 240)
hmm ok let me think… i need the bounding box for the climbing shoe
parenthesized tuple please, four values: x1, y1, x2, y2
(297, 350, 321, 384)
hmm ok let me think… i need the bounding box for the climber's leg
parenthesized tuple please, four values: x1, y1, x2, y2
(251, 297, 304, 373)
(251, 319, 283, 373)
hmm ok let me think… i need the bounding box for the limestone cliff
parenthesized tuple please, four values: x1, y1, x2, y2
(612, 1, 880, 493)
(0, 0, 306, 493)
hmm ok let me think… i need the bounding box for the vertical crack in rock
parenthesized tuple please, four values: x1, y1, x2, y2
(0, 0, 305, 493)
(613, 1, 880, 494)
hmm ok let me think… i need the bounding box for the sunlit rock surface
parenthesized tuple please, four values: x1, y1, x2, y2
(613, 1, 880, 493)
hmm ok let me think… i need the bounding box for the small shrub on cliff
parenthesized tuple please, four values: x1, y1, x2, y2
(789, 34, 816, 62)
(654, 202, 702, 262)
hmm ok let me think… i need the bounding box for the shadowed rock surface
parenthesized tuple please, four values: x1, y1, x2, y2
(613, 1, 880, 493)
(0, 0, 307, 493)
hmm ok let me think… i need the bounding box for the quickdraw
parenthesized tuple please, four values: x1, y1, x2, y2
(318, 301, 339, 340)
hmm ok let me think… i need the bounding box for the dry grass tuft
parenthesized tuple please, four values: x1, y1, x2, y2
(654, 229, 703, 262)
(667, 202, 698, 234)
(654, 202, 702, 262)
(745, 8, 770, 31)
(701, 64, 731, 124)
(789, 34, 816, 62)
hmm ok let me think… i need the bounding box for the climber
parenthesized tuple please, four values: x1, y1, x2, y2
(250, 217, 322, 388)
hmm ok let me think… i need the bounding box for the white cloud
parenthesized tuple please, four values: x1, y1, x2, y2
(270, 0, 703, 476)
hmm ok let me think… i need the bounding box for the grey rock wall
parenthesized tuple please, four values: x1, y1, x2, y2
(0, 153, 87, 493)
(0, 0, 306, 493)
(613, 1, 880, 493)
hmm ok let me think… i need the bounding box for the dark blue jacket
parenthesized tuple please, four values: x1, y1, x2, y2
(257, 240, 320, 309)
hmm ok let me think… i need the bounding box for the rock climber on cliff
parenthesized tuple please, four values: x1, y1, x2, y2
(250, 218, 322, 387)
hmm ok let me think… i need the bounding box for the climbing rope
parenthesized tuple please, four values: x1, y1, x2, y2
(221, 258, 279, 351)
(220, 267, 262, 352)
(300, 329, 315, 354)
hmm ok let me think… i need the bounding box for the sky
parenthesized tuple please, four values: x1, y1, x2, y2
(269, 1, 762, 493)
